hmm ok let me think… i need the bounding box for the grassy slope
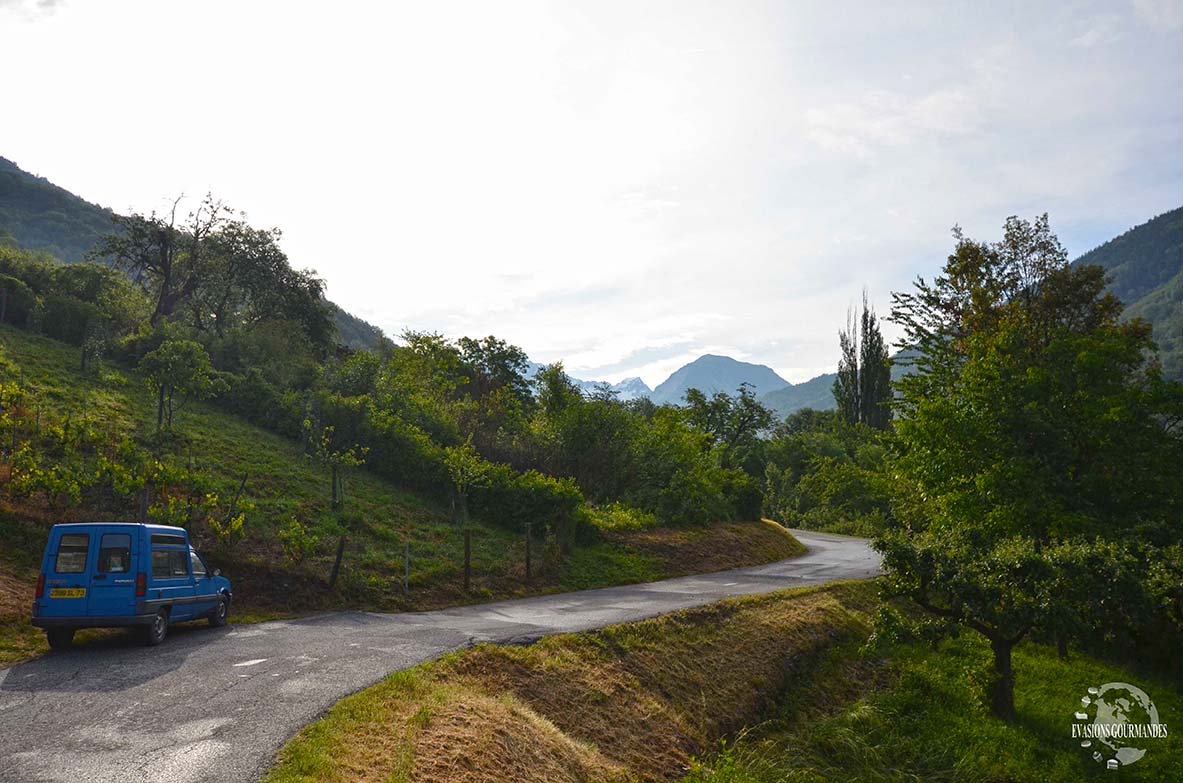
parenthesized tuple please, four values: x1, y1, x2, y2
(0, 325, 804, 664)
(266, 580, 1183, 783)
(686, 636, 1183, 783)
(264, 581, 878, 783)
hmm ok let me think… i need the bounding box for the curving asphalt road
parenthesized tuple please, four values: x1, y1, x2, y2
(0, 529, 879, 783)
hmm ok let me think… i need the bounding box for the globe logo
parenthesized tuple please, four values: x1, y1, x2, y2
(1071, 682, 1168, 768)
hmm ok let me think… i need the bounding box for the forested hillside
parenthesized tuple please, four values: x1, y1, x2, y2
(1073, 205, 1183, 378)
(0, 156, 389, 352)
(0, 157, 113, 263)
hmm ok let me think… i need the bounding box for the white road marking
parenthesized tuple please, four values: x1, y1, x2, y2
(232, 659, 268, 667)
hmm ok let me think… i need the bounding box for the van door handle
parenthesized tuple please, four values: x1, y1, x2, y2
(93, 574, 107, 580)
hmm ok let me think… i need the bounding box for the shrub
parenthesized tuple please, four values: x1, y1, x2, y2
(41, 293, 103, 345)
(278, 518, 320, 564)
(587, 502, 659, 531)
(0, 274, 36, 326)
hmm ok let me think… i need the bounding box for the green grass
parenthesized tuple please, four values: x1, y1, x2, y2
(684, 633, 1183, 782)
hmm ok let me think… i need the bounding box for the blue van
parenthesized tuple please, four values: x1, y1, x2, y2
(31, 523, 232, 649)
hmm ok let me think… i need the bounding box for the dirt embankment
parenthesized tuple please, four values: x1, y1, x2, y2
(266, 580, 878, 783)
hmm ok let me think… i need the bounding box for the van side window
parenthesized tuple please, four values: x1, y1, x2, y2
(150, 534, 186, 547)
(98, 534, 131, 573)
(55, 533, 89, 574)
(190, 551, 207, 578)
(151, 550, 190, 579)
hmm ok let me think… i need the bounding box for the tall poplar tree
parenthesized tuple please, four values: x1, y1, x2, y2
(832, 291, 892, 429)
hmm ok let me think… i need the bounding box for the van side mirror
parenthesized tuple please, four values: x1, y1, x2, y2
(213, 568, 221, 577)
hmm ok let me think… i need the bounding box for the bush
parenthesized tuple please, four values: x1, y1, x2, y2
(0, 274, 36, 326)
(587, 502, 659, 531)
(214, 369, 304, 439)
(41, 293, 103, 345)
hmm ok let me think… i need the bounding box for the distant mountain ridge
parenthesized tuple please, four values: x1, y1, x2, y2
(0, 155, 389, 352)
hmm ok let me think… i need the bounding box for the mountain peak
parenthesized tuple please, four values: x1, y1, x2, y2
(650, 354, 790, 405)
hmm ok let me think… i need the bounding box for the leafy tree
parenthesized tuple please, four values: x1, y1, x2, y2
(138, 340, 224, 431)
(682, 383, 774, 470)
(92, 194, 231, 325)
(458, 335, 532, 405)
(443, 437, 489, 525)
(880, 215, 1183, 721)
(832, 291, 892, 429)
(303, 421, 369, 588)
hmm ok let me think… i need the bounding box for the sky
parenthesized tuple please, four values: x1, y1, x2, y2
(2, 0, 1181, 386)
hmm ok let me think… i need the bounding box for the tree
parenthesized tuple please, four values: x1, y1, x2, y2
(682, 383, 774, 470)
(303, 422, 368, 588)
(443, 437, 489, 525)
(880, 215, 1183, 721)
(138, 340, 224, 431)
(832, 291, 892, 429)
(92, 194, 231, 326)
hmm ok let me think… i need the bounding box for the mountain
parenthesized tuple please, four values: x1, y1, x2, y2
(759, 372, 838, 417)
(1072, 205, 1183, 379)
(650, 354, 790, 405)
(523, 363, 653, 400)
(0, 155, 389, 353)
(0, 156, 115, 263)
(610, 377, 652, 401)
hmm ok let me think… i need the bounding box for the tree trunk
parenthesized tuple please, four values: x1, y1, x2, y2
(156, 386, 166, 431)
(331, 464, 340, 510)
(1057, 633, 1070, 661)
(989, 637, 1016, 721)
(328, 535, 346, 588)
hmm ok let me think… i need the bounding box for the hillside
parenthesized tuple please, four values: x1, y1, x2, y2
(0, 325, 802, 664)
(0, 157, 114, 263)
(651, 354, 789, 405)
(759, 371, 838, 417)
(0, 155, 389, 352)
(1073, 205, 1183, 378)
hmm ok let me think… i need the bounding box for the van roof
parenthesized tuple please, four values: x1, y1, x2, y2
(49, 522, 187, 534)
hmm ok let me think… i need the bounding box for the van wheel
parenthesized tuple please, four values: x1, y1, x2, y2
(144, 609, 169, 646)
(209, 597, 229, 628)
(46, 628, 75, 650)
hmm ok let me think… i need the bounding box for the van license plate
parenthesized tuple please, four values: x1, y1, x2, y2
(50, 588, 86, 599)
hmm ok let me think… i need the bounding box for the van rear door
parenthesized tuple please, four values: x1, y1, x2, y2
(40, 528, 93, 619)
(87, 528, 138, 619)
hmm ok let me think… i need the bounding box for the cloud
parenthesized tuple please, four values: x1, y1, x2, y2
(1134, 0, 1183, 29)
(0, 0, 65, 17)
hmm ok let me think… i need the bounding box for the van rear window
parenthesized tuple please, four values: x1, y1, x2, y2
(55, 533, 90, 574)
(151, 550, 190, 579)
(99, 534, 131, 573)
(150, 534, 186, 547)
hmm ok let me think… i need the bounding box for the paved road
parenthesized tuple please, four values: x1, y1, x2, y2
(0, 529, 879, 783)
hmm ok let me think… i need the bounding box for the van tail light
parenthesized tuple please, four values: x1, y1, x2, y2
(135, 572, 147, 597)
(35, 573, 45, 599)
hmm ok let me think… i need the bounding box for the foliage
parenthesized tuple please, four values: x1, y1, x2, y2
(832, 290, 892, 429)
(586, 502, 660, 531)
(278, 518, 320, 564)
(881, 214, 1183, 720)
(138, 339, 225, 431)
(762, 410, 892, 536)
(683, 382, 774, 472)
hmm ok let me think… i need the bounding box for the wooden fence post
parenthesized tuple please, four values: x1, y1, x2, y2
(525, 522, 532, 583)
(463, 528, 471, 593)
(404, 540, 410, 596)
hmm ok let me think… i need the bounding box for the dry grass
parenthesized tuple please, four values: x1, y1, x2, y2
(605, 519, 806, 578)
(265, 580, 878, 783)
